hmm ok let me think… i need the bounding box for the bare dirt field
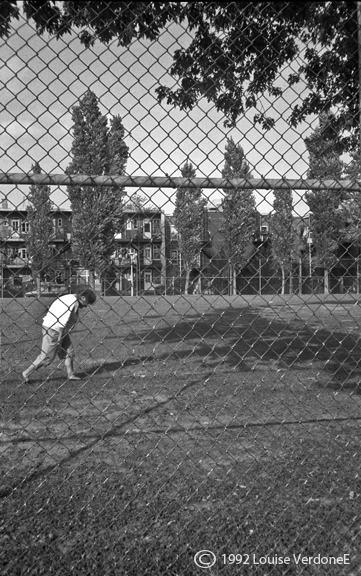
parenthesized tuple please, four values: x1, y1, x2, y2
(1, 294, 361, 575)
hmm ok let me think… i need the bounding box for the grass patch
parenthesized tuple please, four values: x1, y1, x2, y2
(1, 294, 361, 574)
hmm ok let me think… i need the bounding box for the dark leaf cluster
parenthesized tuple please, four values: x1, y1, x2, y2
(1, 1, 182, 45)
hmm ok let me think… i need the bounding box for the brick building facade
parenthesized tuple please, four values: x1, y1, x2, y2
(0, 200, 72, 295)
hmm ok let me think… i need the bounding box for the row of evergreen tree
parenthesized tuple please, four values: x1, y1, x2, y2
(175, 112, 361, 296)
(25, 91, 359, 294)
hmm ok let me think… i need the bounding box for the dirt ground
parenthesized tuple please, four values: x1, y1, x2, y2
(1, 294, 361, 575)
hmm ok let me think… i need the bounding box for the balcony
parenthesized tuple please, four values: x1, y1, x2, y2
(1, 256, 30, 267)
(117, 229, 162, 242)
(115, 256, 132, 266)
(51, 229, 72, 241)
(114, 255, 162, 267)
(0, 229, 71, 242)
(0, 230, 28, 241)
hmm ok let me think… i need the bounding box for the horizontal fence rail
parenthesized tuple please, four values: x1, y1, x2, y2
(1, 172, 361, 190)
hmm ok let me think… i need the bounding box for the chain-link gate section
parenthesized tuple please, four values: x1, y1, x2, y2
(2, 2, 361, 574)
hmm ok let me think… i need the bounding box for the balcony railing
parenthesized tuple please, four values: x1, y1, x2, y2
(51, 230, 72, 241)
(0, 256, 30, 266)
(117, 230, 162, 242)
(114, 255, 162, 266)
(0, 229, 71, 241)
(0, 230, 28, 240)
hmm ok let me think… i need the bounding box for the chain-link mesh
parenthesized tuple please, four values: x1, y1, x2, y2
(1, 2, 361, 574)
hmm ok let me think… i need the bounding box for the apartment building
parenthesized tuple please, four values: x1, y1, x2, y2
(2, 193, 358, 297)
(165, 212, 214, 294)
(0, 200, 72, 292)
(113, 208, 168, 295)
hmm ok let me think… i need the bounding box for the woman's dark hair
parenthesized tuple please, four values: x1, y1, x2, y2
(79, 288, 96, 304)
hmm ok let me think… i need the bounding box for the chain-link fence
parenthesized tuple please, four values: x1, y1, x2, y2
(2, 2, 361, 574)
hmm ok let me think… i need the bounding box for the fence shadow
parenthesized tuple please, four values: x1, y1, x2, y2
(0, 373, 204, 498)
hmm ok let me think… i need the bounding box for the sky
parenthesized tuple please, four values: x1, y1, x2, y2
(0, 7, 320, 217)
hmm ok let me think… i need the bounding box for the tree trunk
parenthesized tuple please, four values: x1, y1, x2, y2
(36, 274, 41, 297)
(289, 267, 293, 294)
(281, 265, 285, 295)
(89, 270, 96, 291)
(232, 266, 237, 296)
(324, 268, 329, 294)
(184, 269, 190, 294)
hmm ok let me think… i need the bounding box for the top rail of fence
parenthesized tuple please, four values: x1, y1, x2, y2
(0, 173, 361, 191)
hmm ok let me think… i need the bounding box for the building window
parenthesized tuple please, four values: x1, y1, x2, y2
(21, 221, 30, 233)
(261, 225, 268, 233)
(144, 222, 151, 233)
(18, 248, 27, 259)
(153, 245, 161, 260)
(153, 219, 160, 234)
(144, 246, 152, 260)
(144, 271, 152, 284)
(11, 219, 20, 232)
(171, 250, 178, 260)
(57, 218, 62, 227)
(153, 269, 161, 283)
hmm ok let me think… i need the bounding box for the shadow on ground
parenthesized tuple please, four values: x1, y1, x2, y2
(75, 356, 155, 378)
(127, 305, 361, 391)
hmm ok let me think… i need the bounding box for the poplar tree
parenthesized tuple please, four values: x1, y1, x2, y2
(66, 90, 128, 289)
(220, 138, 256, 295)
(271, 189, 297, 295)
(340, 154, 361, 292)
(174, 162, 206, 294)
(305, 112, 344, 293)
(26, 162, 54, 294)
